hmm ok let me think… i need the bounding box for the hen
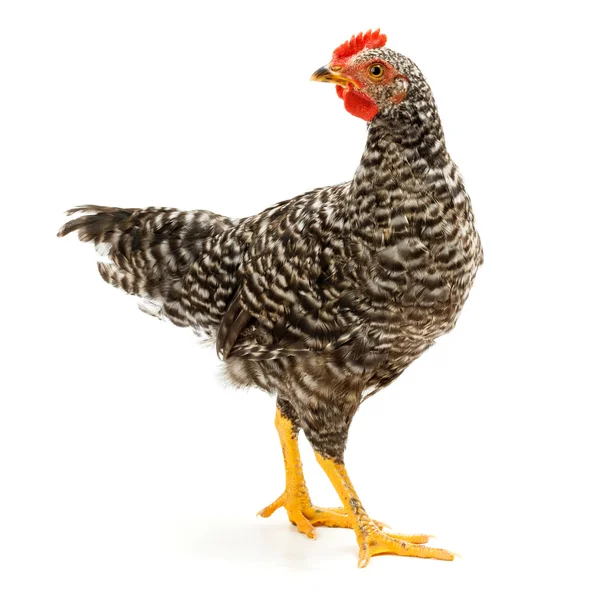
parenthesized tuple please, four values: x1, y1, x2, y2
(58, 30, 482, 567)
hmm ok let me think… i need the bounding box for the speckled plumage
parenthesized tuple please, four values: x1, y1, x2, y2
(59, 44, 482, 462)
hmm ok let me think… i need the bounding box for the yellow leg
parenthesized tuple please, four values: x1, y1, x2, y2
(258, 408, 386, 538)
(315, 453, 455, 567)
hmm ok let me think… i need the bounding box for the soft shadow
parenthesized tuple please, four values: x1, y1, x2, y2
(177, 515, 355, 570)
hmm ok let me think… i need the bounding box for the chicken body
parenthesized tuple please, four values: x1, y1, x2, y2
(59, 32, 482, 566)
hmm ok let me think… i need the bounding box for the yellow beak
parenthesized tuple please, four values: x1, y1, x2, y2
(310, 66, 354, 88)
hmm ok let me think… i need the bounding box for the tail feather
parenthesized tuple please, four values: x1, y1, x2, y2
(58, 205, 237, 331)
(58, 208, 135, 240)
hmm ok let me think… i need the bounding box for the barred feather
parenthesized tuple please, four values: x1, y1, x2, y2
(59, 44, 482, 460)
(58, 205, 237, 331)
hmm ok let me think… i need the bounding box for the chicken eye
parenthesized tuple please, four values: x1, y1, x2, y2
(369, 63, 385, 80)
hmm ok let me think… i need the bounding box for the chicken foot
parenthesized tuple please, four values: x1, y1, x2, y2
(258, 407, 386, 538)
(315, 453, 454, 567)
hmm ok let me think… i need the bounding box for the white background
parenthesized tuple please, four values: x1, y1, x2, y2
(1, 1, 599, 598)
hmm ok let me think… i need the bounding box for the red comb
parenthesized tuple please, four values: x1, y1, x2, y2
(332, 29, 387, 61)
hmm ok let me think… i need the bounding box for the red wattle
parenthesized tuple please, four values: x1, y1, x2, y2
(339, 87, 378, 121)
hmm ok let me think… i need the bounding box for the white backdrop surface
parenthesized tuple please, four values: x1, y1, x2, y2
(1, 1, 598, 598)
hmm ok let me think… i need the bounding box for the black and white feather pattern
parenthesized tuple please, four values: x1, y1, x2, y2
(59, 47, 482, 459)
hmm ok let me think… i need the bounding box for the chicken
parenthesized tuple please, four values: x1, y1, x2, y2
(58, 29, 483, 567)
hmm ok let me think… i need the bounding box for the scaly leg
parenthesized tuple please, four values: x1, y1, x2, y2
(258, 408, 385, 538)
(315, 453, 455, 567)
